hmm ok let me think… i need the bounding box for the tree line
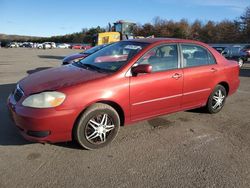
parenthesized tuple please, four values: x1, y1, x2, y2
(133, 6, 250, 43)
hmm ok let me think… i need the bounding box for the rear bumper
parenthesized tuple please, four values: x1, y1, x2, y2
(7, 94, 79, 143)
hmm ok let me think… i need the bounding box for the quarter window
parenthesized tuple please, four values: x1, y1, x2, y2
(136, 44, 178, 72)
(181, 44, 216, 67)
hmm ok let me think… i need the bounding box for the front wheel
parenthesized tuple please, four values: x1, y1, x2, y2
(206, 85, 227, 114)
(74, 103, 120, 150)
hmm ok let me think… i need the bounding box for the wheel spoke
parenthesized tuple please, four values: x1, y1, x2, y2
(105, 124, 115, 132)
(101, 114, 108, 125)
(87, 131, 99, 140)
(99, 133, 103, 142)
(213, 96, 219, 101)
(99, 133, 106, 142)
(213, 102, 220, 109)
(218, 90, 222, 98)
(89, 120, 99, 130)
(90, 119, 99, 126)
(104, 115, 108, 125)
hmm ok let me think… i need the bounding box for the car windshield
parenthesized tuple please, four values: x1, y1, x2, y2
(80, 44, 107, 55)
(78, 41, 148, 73)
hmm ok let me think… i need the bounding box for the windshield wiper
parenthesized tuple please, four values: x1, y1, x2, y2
(81, 63, 106, 73)
(80, 52, 90, 55)
(74, 61, 88, 69)
(74, 61, 112, 73)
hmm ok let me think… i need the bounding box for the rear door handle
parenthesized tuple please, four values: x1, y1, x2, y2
(172, 73, 182, 79)
(211, 68, 218, 72)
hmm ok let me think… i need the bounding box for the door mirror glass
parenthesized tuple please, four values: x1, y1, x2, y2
(131, 64, 152, 75)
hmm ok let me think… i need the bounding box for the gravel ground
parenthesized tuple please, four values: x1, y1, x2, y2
(0, 48, 249, 188)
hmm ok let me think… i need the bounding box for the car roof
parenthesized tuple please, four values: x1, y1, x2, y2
(126, 38, 204, 45)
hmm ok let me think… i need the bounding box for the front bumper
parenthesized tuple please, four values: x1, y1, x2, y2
(7, 94, 79, 143)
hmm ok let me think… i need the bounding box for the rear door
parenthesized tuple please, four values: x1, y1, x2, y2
(129, 44, 183, 121)
(180, 44, 220, 109)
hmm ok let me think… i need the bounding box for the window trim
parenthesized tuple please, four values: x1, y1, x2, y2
(179, 43, 217, 69)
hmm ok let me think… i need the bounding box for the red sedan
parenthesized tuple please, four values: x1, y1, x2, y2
(8, 38, 240, 149)
(70, 44, 90, 50)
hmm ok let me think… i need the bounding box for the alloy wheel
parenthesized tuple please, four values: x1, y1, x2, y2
(85, 113, 115, 144)
(212, 89, 225, 110)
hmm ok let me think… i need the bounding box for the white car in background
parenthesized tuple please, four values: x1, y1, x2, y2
(8, 42, 19, 48)
(42, 42, 56, 49)
(37, 43, 43, 49)
(57, 43, 71, 49)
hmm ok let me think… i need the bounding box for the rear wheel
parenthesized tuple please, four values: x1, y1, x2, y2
(206, 85, 227, 114)
(74, 103, 120, 150)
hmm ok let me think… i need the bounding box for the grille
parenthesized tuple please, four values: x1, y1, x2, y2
(13, 85, 24, 102)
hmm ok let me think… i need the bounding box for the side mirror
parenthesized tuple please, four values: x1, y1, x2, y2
(131, 64, 152, 75)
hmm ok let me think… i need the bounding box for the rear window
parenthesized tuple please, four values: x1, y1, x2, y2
(181, 44, 216, 67)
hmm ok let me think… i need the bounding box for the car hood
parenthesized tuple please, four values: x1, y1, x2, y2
(19, 64, 107, 95)
(63, 53, 88, 63)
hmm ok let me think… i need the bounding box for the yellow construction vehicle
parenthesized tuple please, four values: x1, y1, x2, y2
(94, 20, 136, 45)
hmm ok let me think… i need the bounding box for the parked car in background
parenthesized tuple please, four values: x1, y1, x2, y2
(37, 43, 43, 49)
(18, 42, 23, 47)
(8, 38, 240, 150)
(7, 42, 19, 48)
(57, 43, 71, 49)
(21, 42, 33, 48)
(239, 45, 250, 63)
(62, 44, 109, 65)
(42, 42, 56, 49)
(221, 45, 245, 67)
(70, 44, 84, 49)
(43, 42, 51, 49)
(70, 44, 91, 50)
(212, 46, 226, 54)
(83, 45, 92, 50)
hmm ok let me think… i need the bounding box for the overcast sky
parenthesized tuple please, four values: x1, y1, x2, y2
(0, 0, 249, 37)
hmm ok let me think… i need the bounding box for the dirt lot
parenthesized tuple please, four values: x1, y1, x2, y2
(0, 48, 250, 188)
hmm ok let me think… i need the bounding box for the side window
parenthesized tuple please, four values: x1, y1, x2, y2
(181, 44, 215, 67)
(208, 51, 216, 65)
(137, 44, 178, 72)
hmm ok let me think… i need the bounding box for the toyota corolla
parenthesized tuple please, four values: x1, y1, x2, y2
(8, 38, 240, 149)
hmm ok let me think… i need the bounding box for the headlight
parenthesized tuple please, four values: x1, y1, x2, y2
(22, 91, 66, 108)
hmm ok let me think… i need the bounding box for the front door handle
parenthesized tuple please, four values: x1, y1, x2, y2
(172, 73, 182, 79)
(211, 68, 218, 72)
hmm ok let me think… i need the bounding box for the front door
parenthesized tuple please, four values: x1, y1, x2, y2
(129, 44, 183, 121)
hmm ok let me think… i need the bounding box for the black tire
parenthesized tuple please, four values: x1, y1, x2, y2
(206, 85, 227, 114)
(74, 103, 120, 150)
